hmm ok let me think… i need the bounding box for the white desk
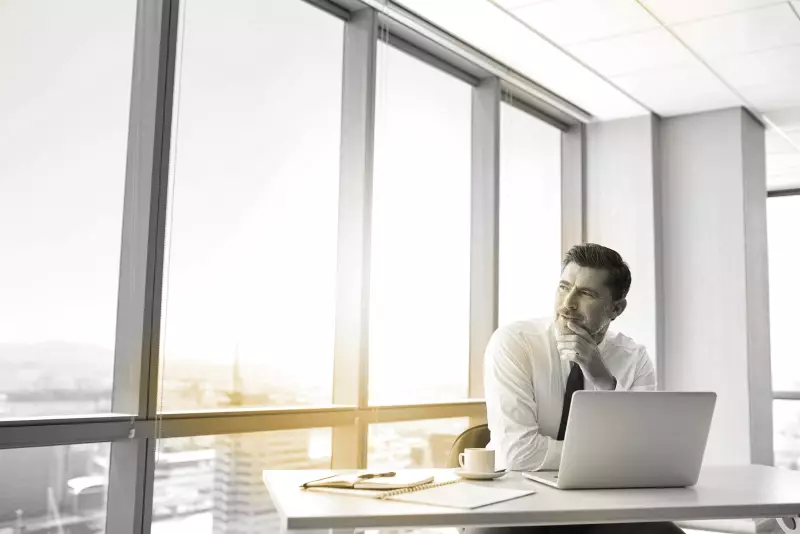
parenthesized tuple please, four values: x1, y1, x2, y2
(263, 466, 800, 532)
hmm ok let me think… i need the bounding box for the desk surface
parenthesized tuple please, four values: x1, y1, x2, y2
(263, 465, 800, 531)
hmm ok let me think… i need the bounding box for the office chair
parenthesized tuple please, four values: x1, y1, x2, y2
(446, 423, 490, 468)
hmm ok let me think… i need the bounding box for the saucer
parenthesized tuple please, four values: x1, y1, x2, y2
(454, 469, 506, 480)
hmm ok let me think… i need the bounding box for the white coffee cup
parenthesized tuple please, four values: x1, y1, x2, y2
(458, 448, 495, 473)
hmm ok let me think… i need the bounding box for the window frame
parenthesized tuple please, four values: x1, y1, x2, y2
(766, 187, 800, 471)
(0, 1, 585, 532)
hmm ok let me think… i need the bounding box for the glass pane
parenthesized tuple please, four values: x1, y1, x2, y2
(159, 0, 344, 411)
(498, 103, 562, 327)
(0, 443, 110, 532)
(369, 44, 472, 405)
(151, 429, 331, 534)
(774, 400, 800, 471)
(367, 417, 470, 470)
(767, 196, 800, 391)
(0, 1, 136, 417)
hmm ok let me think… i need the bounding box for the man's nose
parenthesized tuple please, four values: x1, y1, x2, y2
(561, 289, 579, 310)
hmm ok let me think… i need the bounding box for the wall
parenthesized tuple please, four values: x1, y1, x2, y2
(585, 108, 772, 465)
(586, 115, 661, 370)
(659, 108, 771, 465)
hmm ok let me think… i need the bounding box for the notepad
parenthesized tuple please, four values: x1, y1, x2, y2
(302, 471, 434, 490)
(305, 477, 536, 509)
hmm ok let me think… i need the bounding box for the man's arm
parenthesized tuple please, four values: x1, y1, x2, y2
(594, 346, 656, 391)
(484, 329, 562, 471)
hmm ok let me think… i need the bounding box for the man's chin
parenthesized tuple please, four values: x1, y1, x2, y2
(555, 316, 580, 335)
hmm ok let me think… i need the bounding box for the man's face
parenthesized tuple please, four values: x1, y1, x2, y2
(553, 262, 624, 339)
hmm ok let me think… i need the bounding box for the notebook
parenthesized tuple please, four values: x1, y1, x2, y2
(301, 471, 434, 490)
(304, 475, 536, 509)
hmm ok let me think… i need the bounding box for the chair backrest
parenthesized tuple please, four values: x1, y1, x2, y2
(446, 424, 490, 468)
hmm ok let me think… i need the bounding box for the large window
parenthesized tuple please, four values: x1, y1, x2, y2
(0, 1, 567, 533)
(0, 443, 110, 532)
(159, 0, 345, 411)
(767, 194, 800, 471)
(0, 0, 136, 418)
(152, 429, 331, 533)
(369, 43, 473, 405)
(498, 102, 562, 327)
(368, 418, 470, 470)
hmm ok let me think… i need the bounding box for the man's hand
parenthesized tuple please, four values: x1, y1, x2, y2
(555, 322, 617, 390)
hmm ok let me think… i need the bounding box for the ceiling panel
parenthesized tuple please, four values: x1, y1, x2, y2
(767, 171, 800, 189)
(510, 0, 659, 46)
(395, 0, 647, 119)
(738, 78, 800, 111)
(672, 4, 800, 59)
(769, 152, 800, 173)
(708, 44, 800, 89)
(492, 0, 551, 8)
(764, 107, 800, 131)
(610, 64, 740, 116)
(641, 0, 780, 25)
(766, 131, 798, 154)
(566, 28, 696, 77)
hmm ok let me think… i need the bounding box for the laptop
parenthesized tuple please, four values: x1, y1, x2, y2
(522, 391, 716, 490)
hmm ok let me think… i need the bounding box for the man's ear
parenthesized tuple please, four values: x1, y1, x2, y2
(610, 298, 627, 320)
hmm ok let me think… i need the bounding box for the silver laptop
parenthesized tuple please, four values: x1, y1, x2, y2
(523, 391, 716, 490)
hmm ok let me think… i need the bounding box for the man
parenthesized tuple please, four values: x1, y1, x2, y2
(482, 243, 680, 534)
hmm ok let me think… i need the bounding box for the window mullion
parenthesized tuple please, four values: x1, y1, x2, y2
(331, 7, 378, 470)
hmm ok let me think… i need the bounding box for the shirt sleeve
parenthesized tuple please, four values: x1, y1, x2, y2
(628, 347, 656, 391)
(484, 328, 562, 472)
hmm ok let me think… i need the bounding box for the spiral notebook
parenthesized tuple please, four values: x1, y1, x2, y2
(304, 475, 536, 509)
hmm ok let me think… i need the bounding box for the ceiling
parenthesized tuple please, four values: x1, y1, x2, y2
(392, 0, 800, 190)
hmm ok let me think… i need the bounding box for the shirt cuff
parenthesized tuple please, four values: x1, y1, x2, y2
(531, 438, 562, 471)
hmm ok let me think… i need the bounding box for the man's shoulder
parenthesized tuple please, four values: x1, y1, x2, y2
(486, 317, 551, 365)
(603, 329, 647, 355)
(496, 317, 551, 338)
(490, 317, 551, 349)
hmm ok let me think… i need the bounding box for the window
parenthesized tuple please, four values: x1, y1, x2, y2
(369, 43, 473, 405)
(498, 103, 562, 327)
(767, 194, 800, 472)
(2, 1, 569, 531)
(774, 400, 800, 471)
(766, 195, 800, 392)
(367, 418, 470, 470)
(0, 443, 110, 532)
(158, 0, 345, 411)
(152, 429, 331, 533)
(0, 0, 136, 417)
(767, 195, 800, 469)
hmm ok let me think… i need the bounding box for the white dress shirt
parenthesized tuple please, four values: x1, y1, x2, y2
(484, 317, 655, 472)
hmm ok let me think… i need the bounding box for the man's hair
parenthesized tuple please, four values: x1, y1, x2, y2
(562, 243, 631, 301)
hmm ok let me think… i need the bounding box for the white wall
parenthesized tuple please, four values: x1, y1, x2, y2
(659, 108, 771, 465)
(586, 115, 661, 369)
(585, 108, 772, 466)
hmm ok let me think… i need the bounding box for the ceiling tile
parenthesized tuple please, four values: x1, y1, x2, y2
(640, 0, 779, 25)
(511, 0, 659, 46)
(768, 153, 800, 174)
(767, 171, 800, 189)
(709, 44, 800, 88)
(492, 0, 552, 9)
(395, 0, 647, 119)
(766, 131, 799, 155)
(610, 64, 740, 116)
(567, 28, 696, 78)
(764, 107, 800, 131)
(672, 4, 800, 59)
(738, 78, 800, 111)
